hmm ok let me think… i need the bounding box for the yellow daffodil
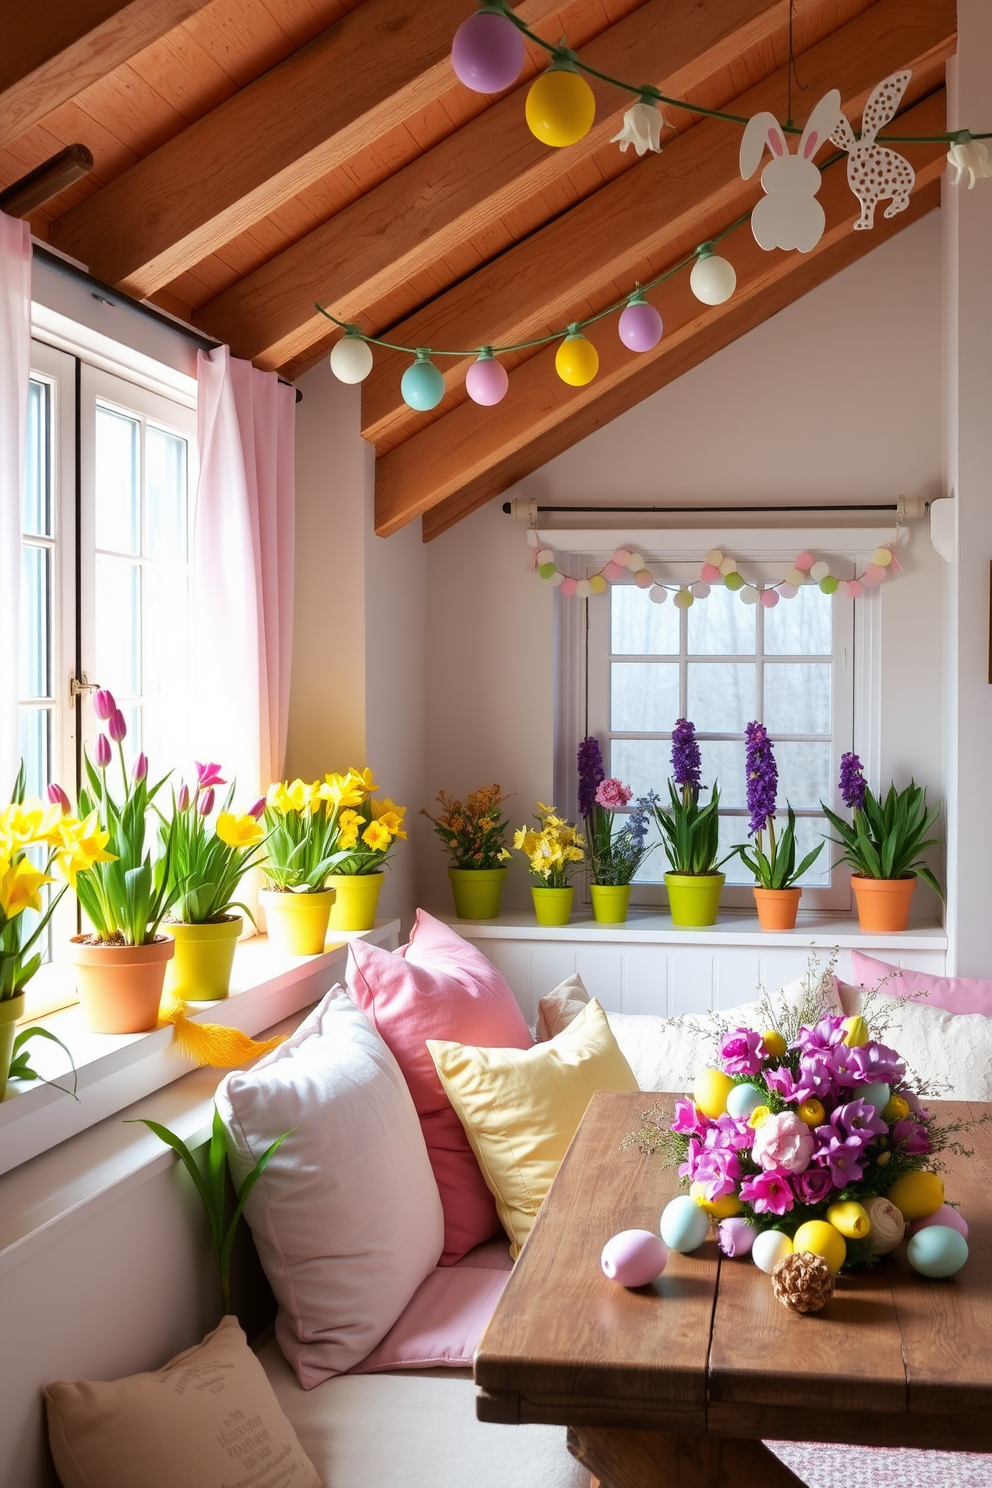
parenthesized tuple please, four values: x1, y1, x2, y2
(346, 766, 377, 794)
(55, 811, 116, 887)
(320, 772, 364, 809)
(338, 824, 360, 851)
(0, 857, 54, 918)
(0, 798, 64, 849)
(371, 797, 406, 823)
(268, 779, 317, 814)
(216, 812, 265, 850)
(375, 811, 407, 840)
(362, 820, 391, 853)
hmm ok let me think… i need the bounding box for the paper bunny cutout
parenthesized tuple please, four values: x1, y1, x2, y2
(740, 91, 842, 252)
(830, 71, 916, 230)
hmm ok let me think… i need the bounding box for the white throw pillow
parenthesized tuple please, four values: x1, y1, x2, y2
(839, 984, 992, 1101)
(216, 986, 444, 1389)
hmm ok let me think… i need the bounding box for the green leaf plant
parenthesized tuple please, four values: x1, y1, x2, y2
(735, 804, 824, 890)
(8, 1026, 78, 1098)
(821, 778, 943, 899)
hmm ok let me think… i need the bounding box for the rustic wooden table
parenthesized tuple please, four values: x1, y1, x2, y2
(474, 1090, 992, 1488)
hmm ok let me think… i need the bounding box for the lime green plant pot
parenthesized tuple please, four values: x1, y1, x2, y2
(448, 867, 507, 920)
(326, 872, 384, 932)
(260, 888, 335, 955)
(0, 994, 25, 1101)
(531, 886, 574, 926)
(590, 884, 632, 924)
(162, 916, 242, 1001)
(665, 872, 725, 928)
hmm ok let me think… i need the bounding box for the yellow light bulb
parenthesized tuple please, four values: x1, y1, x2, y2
(525, 66, 596, 148)
(555, 332, 599, 387)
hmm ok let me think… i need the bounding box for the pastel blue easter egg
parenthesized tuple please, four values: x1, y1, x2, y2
(401, 357, 445, 411)
(660, 1195, 710, 1254)
(907, 1225, 969, 1279)
(860, 1081, 891, 1114)
(726, 1083, 766, 1120)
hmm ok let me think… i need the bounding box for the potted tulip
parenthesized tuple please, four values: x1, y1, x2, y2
(733, 721, 823, 930)
(577, 737, 656, 924)
(653, 718, 733, 927)
(821, 753, 943, 932)
(513, 803, 586, 926)
(162, 767, 268, 1001)
(422, 784, 512, 919)
(71, 690, 178, 1033)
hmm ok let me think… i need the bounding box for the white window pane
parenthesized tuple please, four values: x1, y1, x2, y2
(699, 739, 747, 809)
(23, 379, 51, 537)
(687, 585, 755, 656)
(687, 662, 755, 733)
(717, 816, 752, 884)
(611, 738, 670, 800)
(764, 663, 832, 735)
(764, 585, 832, 655)
(775, 741, 831, 810)
(632, 814, 665, 883)
(96, 406, 139, 553)
(792, 815, 830, 887)
(146, 426, 188, 561)
(611, 662, 679, 733)
(611, 585, 679, 655)
(19, 544, 50, 699)
(18, 707, 50, 797)
(95, 556, 140, 697)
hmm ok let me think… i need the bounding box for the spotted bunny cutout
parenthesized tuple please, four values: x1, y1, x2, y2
(830, 71, 916, 230)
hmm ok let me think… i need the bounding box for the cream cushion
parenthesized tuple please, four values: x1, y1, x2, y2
(258, 1338, 589, 1488)
(839, 983, 992, 1100)
(46, 1317, 319, 1488)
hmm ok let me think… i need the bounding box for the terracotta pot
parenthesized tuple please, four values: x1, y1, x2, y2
(326, 873, 384, 932)
(753, 886, 802, 931)
(162, 916, 242, 1000)
(0, 993, 25, 1100)
(260, 888, 335, 955)
(70, 935, 175, 1034)
(852, 875, 916, 933)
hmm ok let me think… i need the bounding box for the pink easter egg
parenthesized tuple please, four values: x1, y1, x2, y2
(603, 561, 623, 581)
(560, 577, 577, 597)
(701, 563, 720, 583)
(910, 1205, 969, 1241)
(600, 1229, 668, 1288)
(759, 589, 779, 608)
(795, 551, 814, 571)
(846, 579, 863, 599)
(613, 548, 632, 566)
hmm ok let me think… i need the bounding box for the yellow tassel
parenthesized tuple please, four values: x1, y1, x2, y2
(161, 998, 286, 1069)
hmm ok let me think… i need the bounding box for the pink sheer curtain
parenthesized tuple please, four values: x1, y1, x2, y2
(191, 346, 295, 802)
(0, 214, 32, 801)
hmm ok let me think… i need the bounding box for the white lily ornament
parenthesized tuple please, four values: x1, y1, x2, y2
(947, 135, 992, 189)
(611, 99, 666, 156)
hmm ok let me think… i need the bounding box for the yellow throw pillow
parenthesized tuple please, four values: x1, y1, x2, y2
(428, 998, 637, 1259)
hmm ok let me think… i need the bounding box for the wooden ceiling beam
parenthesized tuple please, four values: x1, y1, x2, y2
(363, 0, 954, 452)
(369, 91, 946, 539)
(46, 0, 574, 297)
(0, 0, 216, 144)
(193, 0, 838, 368)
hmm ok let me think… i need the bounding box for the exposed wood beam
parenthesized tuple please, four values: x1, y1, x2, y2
(193, 0, 836, 368)
(0, 145, 93, 217)
(47, 0, 573, 297)
(363, 0, 954, 452)
(368, 92, 946, 539)
(0, 0, 215, 144)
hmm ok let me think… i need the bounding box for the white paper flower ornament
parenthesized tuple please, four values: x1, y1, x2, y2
(947, 136, 992, 189)
(611, 100, 666, 156)
(740, 90, 842, 251)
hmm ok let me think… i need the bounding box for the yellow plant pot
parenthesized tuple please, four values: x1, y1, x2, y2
(665, 873, 725, 928)
(70, 936, 175, 1034)
(162, 916, 242, 1001)
(260, 888, 335, 955)
(326, 873, 384, 932)
(590, 884, 632, 924)
(0, 993, 25, 1101)
(531, 886, 574, 926)
(448, 867, 507, 920)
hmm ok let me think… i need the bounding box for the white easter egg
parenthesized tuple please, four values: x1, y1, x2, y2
(752, 1229, 793, 1275)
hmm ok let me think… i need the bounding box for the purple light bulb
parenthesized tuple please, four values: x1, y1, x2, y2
(618, 299, 663, 353)
(451, 10, 525, 94)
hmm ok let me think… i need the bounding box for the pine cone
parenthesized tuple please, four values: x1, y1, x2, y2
(771, 1251, 834, 1314)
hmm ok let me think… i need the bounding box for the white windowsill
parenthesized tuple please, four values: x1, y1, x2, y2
(0, 921, 401, 1178)
(438, 909, 947, 949)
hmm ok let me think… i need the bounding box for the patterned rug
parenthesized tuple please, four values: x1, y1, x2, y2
(768, 1442, 992, 1487)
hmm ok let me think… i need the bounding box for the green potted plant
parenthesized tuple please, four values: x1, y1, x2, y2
(821, 752, 942, 932)
(653, 718, 733, 927)
(513, 803, 586, 926)
(733, 721, 823, 930)
(577, 738, 656, 924)
(422, 784, 511, 919)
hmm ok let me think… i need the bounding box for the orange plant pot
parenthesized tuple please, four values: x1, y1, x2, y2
(851, 875, 916, 933)
(753, 886, 802, 931)
(70, 935, 175, 1034)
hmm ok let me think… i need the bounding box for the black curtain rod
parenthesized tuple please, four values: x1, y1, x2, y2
(33, 243, 303, 402)
(502, 501, 910, 516)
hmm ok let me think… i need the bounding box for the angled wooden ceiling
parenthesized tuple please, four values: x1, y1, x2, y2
(0, 0, 955, 538)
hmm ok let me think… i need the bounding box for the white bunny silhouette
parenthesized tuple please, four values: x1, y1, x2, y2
(740, 90, 842, 252)
(830, 71, 916, 230)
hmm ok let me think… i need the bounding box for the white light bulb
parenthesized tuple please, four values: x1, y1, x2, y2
(330, 337, 373, 383)
(690, 253, 737, 306)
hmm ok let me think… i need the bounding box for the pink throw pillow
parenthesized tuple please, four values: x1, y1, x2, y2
(849, 950, 992, 1017)
(347, 911, 533, 1264)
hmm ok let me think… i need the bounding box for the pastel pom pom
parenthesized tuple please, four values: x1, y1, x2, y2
(752, 1230, 792, 1275)
(909, 1205, 968, 1240)
(907, 1225, 968, 1279)
(759, 589, 779, 608)
(690, 581, 710, 599)
(809, 561, 830, 582)
(538, 562, 557, 579)
(660, 1195, 711, 1254)
(603, 561, 623, 581)
(613, 548, 631, 565)
(795, 551, 814, 571)
(845, 579, 863, 599)
(601, 1228, 668, 1287)
(701, 564, 721, 583)
(886, 1171, 945, 1221)
(705, 549, 724, 567)
(588, 574, 607, 595)
(560, 577, 577, 597)
(724, 571, 744, 591)
(635, 569, 654, 589)
(873, 546, 893, 566)
(649, 586, 668, 604)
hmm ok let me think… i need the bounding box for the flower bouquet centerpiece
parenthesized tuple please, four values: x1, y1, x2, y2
(653, 718, 732, 927)
(513, 803, 585, 926)
(162, 766, 268, 1001)
(821, 752, 942, 932)
(422, 785, 512, 920)
(577, 737, 656, 925)
(734, 722, 823, 931)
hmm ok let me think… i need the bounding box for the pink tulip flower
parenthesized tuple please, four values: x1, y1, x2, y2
(94, 734, 112, 769)
(132, 752, 148, 783)
(177, 784, 191, 811)
(107, 708, 127, 742)
(93, 688, 116, 721)
(248, 796, 266, 820)
(198, 787, 215, 816)
(195, 761, 226, 789)
(47, 782, 72, 814)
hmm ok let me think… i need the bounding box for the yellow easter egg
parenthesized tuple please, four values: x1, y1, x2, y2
(793, 1220, 847, 1274)
(748, 1104, 772, 1128)
(886, 1170, 944, 1221)
(841, 1015, 869, 1047)
(760, 1030, 786, 1057)
(690, 1182, 742, 1218)
(826, 1201, 870, 1240)
(882, 1094, 910, 1122)
(692, 1068, 735, 1119)
(797, 1099, 825, 1126)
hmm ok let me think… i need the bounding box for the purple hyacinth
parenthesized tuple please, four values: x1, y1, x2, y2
(577, 736, 605, 818)
(745, 720, 777, 837)
(670, 718, 701, 791)
(839, 751, 867, 812)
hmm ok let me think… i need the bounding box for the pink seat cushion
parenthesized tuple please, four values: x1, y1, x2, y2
(849, 950, 992, 1017)
(351, 1238, 513, 1374)
(347, 911, 533, 1264)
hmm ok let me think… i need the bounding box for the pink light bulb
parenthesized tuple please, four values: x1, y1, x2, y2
(451, 11, 525, 94)
(465, 355, 509, 406)
(618, 299, 663, 353)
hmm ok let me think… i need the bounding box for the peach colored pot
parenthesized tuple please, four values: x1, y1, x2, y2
(70, 935, 175, 1034)
(851, 875, 916, 933)
(753, 886, 802, 931)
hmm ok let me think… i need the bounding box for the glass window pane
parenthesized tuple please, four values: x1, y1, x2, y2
(764, 585, 832, 655)
(632, 814, 665, 883)
(19, 544, 50, 700)
(23, 379, 51, 537)
(790, 814, 830, 887)
(764, 663, 832, 735)
(687, 585, 756, 656)
(143, 568, 190, 767)
(95, 406, 139, 553)
(95, 556, 140, 697)
(687, 662, 755, 734)
(716, 816, 752, 885)
(611, 662, 679, 733)
(611, 585, 679, 655)
(18, 706, 50, 798)
(699, 739, 747, 809)
(611, 738, 671, 801)
(775, 741, 832, 810)
(146, 426, 188, 561)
